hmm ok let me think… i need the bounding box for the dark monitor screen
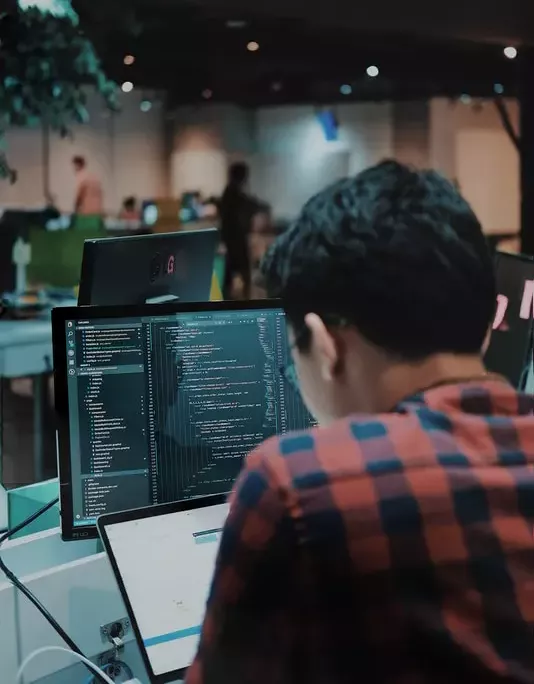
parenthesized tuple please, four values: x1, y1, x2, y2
(484, 251, 534, 389)
(53, 301, 315, 540)
(78, 229, 218, 306)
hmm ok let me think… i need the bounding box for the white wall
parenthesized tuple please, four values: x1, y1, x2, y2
(170, 105, 253, 199)
(251, 104, 392, 218)
(430, 98, 520, 235)
(170, 103, 393, 219)
(0, 94, 521, 231)
(0, 90, 167, 213)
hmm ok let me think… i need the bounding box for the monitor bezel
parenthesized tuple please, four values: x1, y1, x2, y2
(52, 299, 284, 541)
(487, 250, 534, 392)
(97, 493, 229, 684)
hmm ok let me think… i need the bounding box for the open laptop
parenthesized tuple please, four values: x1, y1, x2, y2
(78, 229, 218, 306)
(98, 495, 229, 683)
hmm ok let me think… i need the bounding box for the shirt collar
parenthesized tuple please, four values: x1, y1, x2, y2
(397, 378, 533, 417)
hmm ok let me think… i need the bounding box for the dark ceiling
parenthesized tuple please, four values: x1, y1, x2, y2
(190, 0, 534, 45)
(72, 0, 530, 106)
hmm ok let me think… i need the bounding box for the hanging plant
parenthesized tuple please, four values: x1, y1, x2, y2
(0, 0, 119, 183)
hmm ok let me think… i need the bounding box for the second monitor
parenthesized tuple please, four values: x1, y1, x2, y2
(78, 229, 219, 306)
(53, 300, 315, 540)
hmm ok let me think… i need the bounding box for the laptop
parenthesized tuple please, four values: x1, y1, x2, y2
(78, 229, 219, 306)
(98, 495, 229, 683)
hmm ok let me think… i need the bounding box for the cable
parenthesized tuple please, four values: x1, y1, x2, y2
(0, 496, 58, 545)
(17, 645, 115, 684)
(0, 497, 109, 684)
(85, 661, 113, 684)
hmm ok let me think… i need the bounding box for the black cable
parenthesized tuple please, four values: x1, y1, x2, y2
(0, 497, 109, 684)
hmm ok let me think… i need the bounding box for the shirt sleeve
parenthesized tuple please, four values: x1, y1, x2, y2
(185, 446, 295, 684)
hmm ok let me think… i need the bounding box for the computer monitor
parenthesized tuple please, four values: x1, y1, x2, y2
(78, 229, 218, 306)
(484, 251, 534, 389)
(52, 300, 315, 540)
(98, 494, 229, 683)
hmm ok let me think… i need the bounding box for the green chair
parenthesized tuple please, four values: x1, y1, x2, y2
(28, 225, 106, 289)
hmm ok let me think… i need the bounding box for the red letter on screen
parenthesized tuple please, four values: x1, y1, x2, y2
(493, 294, 509, 330)
(520, 280, 534, 320)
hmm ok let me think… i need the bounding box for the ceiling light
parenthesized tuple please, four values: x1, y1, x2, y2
(226, 19, 247, 29)
(140, 99, 152, 112)
(123, 54, 135, 66)
(494, 83, 505, 95)
(504, 46, 517, 59)
(460, 94, 472, 105)
(247, 41, 260, 52)
(121, 81, 134, 93)
(340, 84, 352, 96)
(366, 65, 379, 78)
(202, 89, 213, 100)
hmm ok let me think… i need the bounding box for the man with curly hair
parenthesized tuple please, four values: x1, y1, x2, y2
(187, 161, 534, 684)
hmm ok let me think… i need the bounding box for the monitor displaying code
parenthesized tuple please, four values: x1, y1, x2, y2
(64, 307, 315, 527)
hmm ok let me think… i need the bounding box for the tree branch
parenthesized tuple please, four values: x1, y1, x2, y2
(493, 96, 521, 152)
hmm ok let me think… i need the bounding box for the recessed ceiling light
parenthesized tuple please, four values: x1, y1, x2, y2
(460, 94, 472, 104)
(504, 46, 517, 59)
(247, 41, 260, 52)
(366, 65, 379, 78)
(226, 19, 247, 29)
(202, 89, 213, 100)
(494, 83, 505, 95)
(140, 100, 152, 112)
(121, 81, 134, 93)
(340, 84, 352, 96)
(123, 55, 135, 66)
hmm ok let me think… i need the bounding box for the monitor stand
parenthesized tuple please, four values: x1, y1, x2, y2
(145, 295, 179, 305)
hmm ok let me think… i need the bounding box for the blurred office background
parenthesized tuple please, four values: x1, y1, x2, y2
(0, 0, 531, 487)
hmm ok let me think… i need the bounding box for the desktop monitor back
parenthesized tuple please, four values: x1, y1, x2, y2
(484, 251, 534, 389)
(78, 229, 218, 306)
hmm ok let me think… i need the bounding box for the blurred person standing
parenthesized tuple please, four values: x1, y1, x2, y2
(219, 162, 256, 299)
(72, 155, 103, 216)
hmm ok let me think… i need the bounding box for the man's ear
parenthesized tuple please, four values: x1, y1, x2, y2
(304, 313, 338, 381)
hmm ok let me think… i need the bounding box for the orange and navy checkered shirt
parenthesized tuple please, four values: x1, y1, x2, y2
(186, 379, 534, 684)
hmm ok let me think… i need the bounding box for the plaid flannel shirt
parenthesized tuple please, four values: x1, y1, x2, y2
(186, 380, 534, 684)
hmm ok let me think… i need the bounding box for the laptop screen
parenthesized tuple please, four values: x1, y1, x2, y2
(102, 501, 229, 679)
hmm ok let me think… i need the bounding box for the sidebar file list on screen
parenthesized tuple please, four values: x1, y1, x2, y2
(105, 503, 230, 676)
(67, 320, 153, 527)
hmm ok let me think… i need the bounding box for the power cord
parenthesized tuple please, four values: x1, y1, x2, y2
(0, 497, 109, 684)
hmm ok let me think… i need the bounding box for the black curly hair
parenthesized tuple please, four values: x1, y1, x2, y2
(262, 160, 495, 361)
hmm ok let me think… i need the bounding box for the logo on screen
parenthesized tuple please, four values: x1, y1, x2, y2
(492, 279, 534, 331)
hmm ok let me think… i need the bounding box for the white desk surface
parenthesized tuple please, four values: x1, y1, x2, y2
(0, 318, 53, 378)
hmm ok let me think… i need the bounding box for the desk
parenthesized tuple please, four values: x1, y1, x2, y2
(0, 319, 53, 482)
